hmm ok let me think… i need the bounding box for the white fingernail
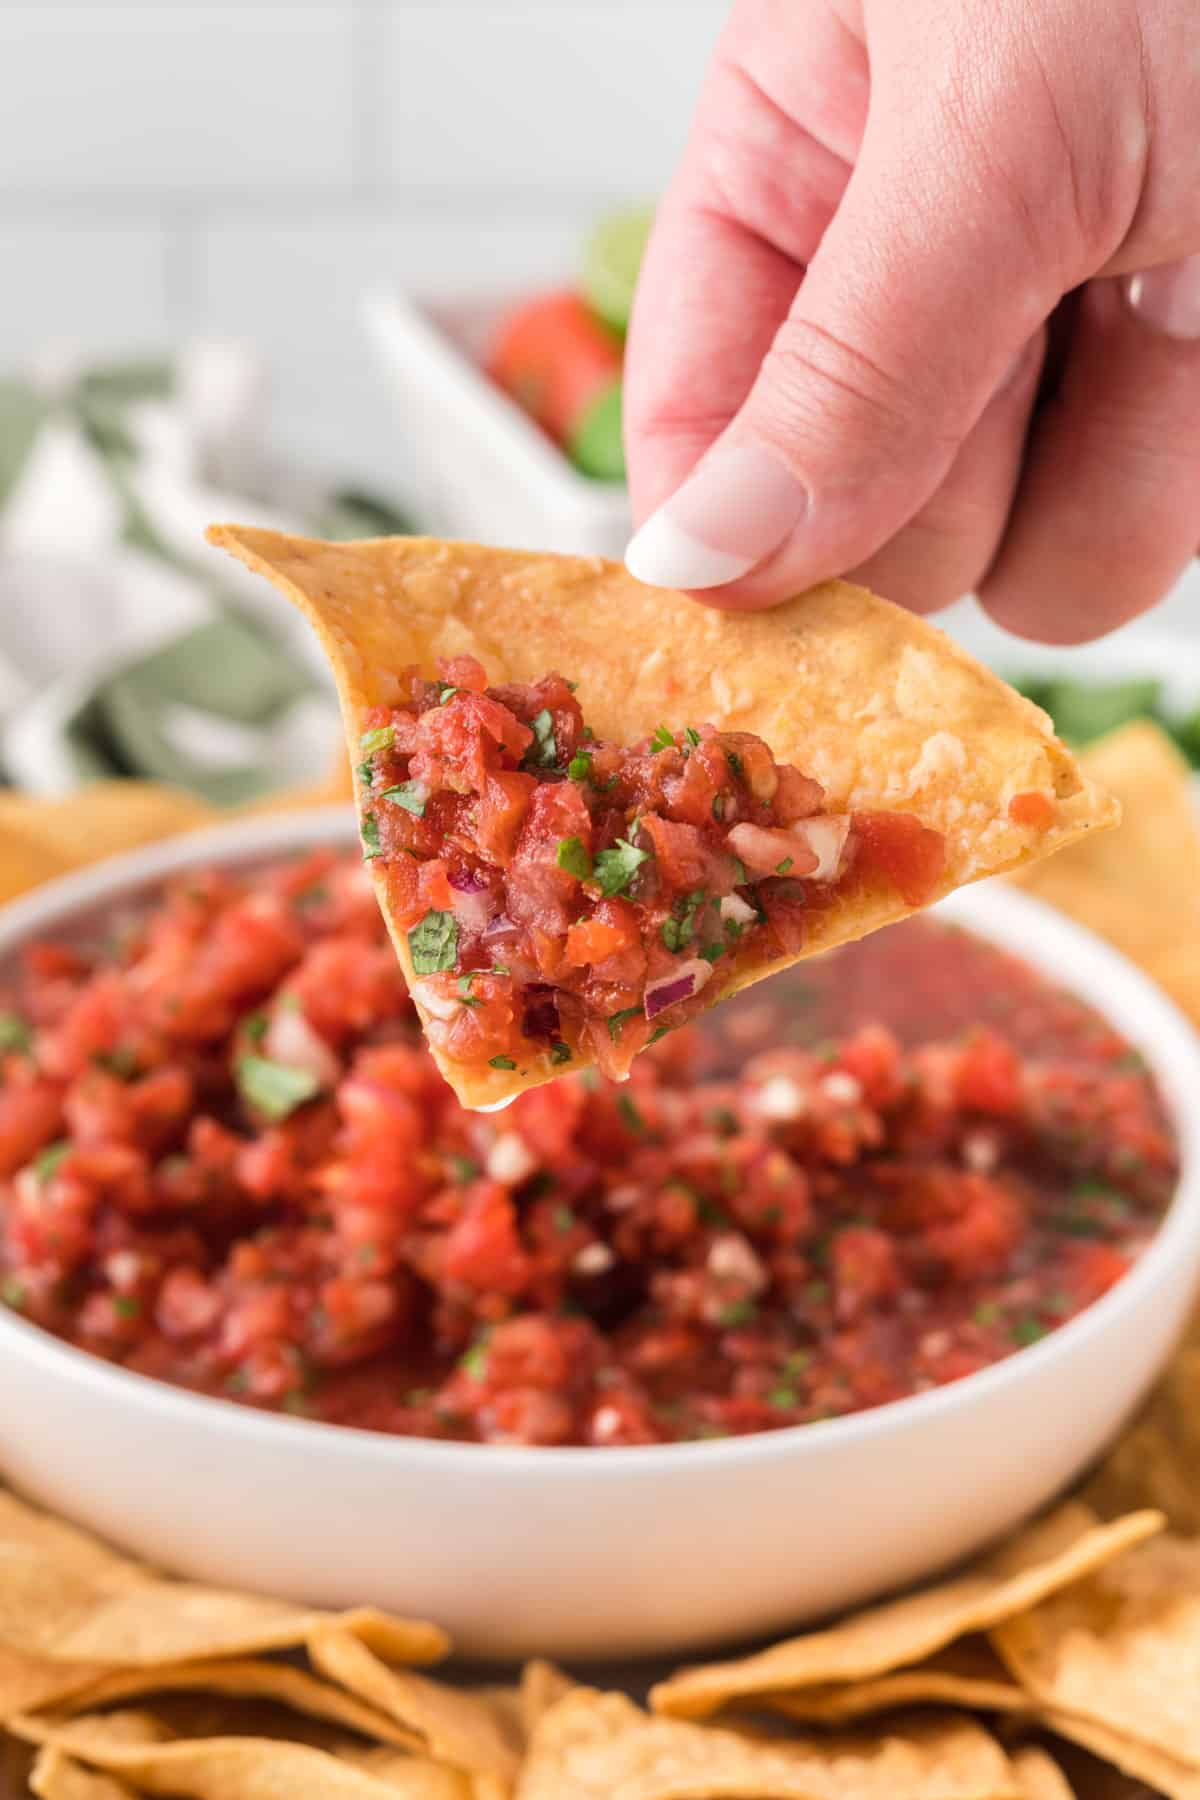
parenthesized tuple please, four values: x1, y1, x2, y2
(625, 512, 755, 589)
(625, 444, 806, 591)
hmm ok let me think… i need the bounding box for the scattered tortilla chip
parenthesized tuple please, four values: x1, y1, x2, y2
(0, 1488, 447, 1668)
(519, 1661, 575, 1740)
(0, 819, 71, 902)
(0, 1644, 114, 1722)
(209, 527, 1114, 1106)
(1010, 721, 1200, 1018)
(650, 1505, 1161, 1719)
(53, 1656, 422, 1749)
(1043, 1709, 1200, 1800)
(308, 1626, 519, 1784)
(516, 1688, 1019, 1799)
(30, 1747, 137, 1800)
(991, 1533, 1200, 1767)
(763, 1639, 1026, 1724)
(11, 1707, 469, 1799)
(1083, 1306, 1200, 1534)
(1009, 1745, 1075, 1800)
(0, 783, 215, 879)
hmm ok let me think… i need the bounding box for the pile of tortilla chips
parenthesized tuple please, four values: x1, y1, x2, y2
(2, 715, 1200, 1798)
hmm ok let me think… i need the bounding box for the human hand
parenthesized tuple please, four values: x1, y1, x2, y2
(623, 0, 1200, 641)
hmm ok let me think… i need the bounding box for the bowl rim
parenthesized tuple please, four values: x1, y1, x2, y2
(2, 804, 1198, 1482)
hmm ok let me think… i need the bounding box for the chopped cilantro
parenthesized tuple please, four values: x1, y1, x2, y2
(236, 1056, 321, 1121)
(359, 725, 395, 755)
(1050, 1213, 1106, 1239)
(648, 1025, 670, 1045)
(594, 837, 651, 897)
(566, 680, 579, 693)
(648, 724, 675, 753)
(718, 1298, 757, 1328)
(973, 1301, 1001, 1326)
(1011, 1316, 1047, 1346)
(408, 910, 458, 975)
(550, 1041, 572, 1065)
(553, 1204, 576, 1234)
(607, 1007, 642, 1041)
(708, 1106, 737, 1136)
(699, 943, 726, 964)
(805, 1279, 829, 1304)
(684, 726, 701, 748)
(381, 781, 426, 816)
(523, 708, 559, 770)
(448, 1153, 481, 1182)
(556, 836, 592, 879)
(94, 1046, 139, 1080)
(776, 857, 794, 874)
(768, 1385, 799, 1408)
(489, 1055, 517, 1070)
(438, 683, 459, 704)
(617, 1094, 645, 1135)
(661, 889, 706, 953)
(697, 1194, 728, 1226)
(460, 1331, 491, 1379)
(1, 1277, 26, 1310)
(34, 1141, 70, 1183)
(731, 858, 749, 886)
(726, 750, 744, 781)
(1116, 1049, 1146, 1072)
(711, 795, 725, 821)
(0, 1012, 31, 1053)
(782, 1349, 812, 1377)
(567, 750, 593, 782)
(112, 1294, 141, 1319)
(360, 811, 382, 860)
(356, 760, 374, 786)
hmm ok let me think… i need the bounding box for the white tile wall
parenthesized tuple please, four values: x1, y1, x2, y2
(0, 0, 728, 490)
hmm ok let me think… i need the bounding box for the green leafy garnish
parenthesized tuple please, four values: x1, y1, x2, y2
(489, 1055, 517, 1070)
(553, 1205, 576, 1234)
(112, 1294, 141, 1319)
(381, 781, 426, 816)
(1011, 1316, 1048, 1347)
(648, 1025, 670, 1044)
(94, 1046, 139, 1080)
(726, 750, 744, 781)
(236, 1056, 321, 1121)
(34, 1141, 70, 1183)
(731, 858, 749, 886)
(617, 1094, 645, 1135)
(594, 838, 651, 898)
(550, 1041, 572, 1065)
(359, 725, 395, 755)
(608, 1006, 642, 1041)
(648, 724, 675, 753)
(523, 708, 558, 770)
(973, 1301, 1001, 1326)
(661, 889, 706, 954)
(718, 1299, 757, 1328)
(460, 1332, 491, 1379)
(684, 726, 701, 748)
(556, 836, 592, 879)
(438, 683, 459, 704)
(0, 1013, 31, 1053)
(408, 911, 458, 975)
(360, 812, 382, 860)
(699, 943, 726, 964)
(776, 857, 794, 875)
(567, 750, 593, 782)
(1, 1276, 25, 1310)
(356, 761, 374, 786)
(448, 1153, 481, 1182)
(768, 1385, 799, 1409)
(456, 973, 482, 1008)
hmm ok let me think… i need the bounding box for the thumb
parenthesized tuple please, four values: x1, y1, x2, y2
(625, 85, 1077, 604)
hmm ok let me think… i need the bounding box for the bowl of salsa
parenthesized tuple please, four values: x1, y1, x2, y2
(0, 807, 1197, 1660)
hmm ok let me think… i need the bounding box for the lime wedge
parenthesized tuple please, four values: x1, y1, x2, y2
(581, 205, 655, 336)
(568, 381, 625, 481)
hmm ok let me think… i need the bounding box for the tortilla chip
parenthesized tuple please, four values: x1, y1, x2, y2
(52, 1657, 422, 1749)
(209, 527, 1114, 1107)
(308, 1626, 519, 1784)
(1043, 1710, 1200, 1800)
(1010, 722, 1200, 1015)
(519, 1661, 575, 1740)
(0, 783, 215, 878)
(0, 820, 72, 902)
(1009, 1746, 1075, 1800)
(29, 1748, 137, 1800)
(11, 1707, 471, 1799)
(990, 1533, 1200, 1767)
(1082, 1306, 1200, 1534)
(0, 1488, 447, 1668)
(0, 1645, 114, 1722)
(516, 1688, 1019, 1799)
(650, 1504, 1161, 1719)
(763, 1639, 1026, 1724)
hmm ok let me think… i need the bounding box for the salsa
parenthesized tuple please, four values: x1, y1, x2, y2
(0, 849, 1175, 1447)
(356, 656, 947, 1081)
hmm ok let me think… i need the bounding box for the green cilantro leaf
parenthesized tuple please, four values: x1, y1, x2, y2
(684, 726, 701, 748)
(607, 1006, 642, 1041)
(360, 812, 382, 860)
(1011, 1316, 1048, 1347)
(522, 708, 558, 770)
(556, 836, 592, 879)
(0, 1012, 31, 1053)
(1, 1277, 26, 1310)
(489, 1055, 517, 1070)
(243, 1012, 269, 1045)
(718, 1298, 757, 1328)
(648, 1025, 670, 1044)
(112, 1294, 141, 1319)
(550, 1041, 572, 1065)
(408, 910, 459, 975)
(594, 837, 651, 897)
(617, 1094, 645, 1135)
(699, 943, 726, 964)
(359, 725, 395, 755)
(448, 1153, 481, 1182)
(776, 857, 794, 874)
(34, 1141, 70, 1184)
(438, 684, 459, 704)
(460, 1330, 491, 1378)
(726, 750, 744, 781)
(649, 724, 674, 753)
(236, 1056, 321, 1121)
(567, 750, 593, 782)
(381, 781, 426, 816)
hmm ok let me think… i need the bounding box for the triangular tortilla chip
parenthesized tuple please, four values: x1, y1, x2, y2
(762, 1638, 1026, 1724)
(209, 528, 1115, 1108)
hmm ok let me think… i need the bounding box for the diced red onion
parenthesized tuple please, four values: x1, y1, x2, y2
(787, 815, 851, 882)
(450, 886, 498, 934)
(522, 983, 560, 1040)
(726, 822, 819, 878)
(481, 914, 522, 945)
(644, 958, 712, 1020)
(448, 866, 489, 894)
(719, 893, 758, 927)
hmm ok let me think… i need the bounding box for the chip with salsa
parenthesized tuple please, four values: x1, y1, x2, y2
(207, 528, 1116, 1108)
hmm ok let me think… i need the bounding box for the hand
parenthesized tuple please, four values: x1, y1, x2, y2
(623, 0, 1200, 641)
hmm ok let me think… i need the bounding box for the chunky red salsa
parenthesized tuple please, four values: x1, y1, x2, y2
(0, 850, 1175, 1447)
(356, 657, 946, 1080)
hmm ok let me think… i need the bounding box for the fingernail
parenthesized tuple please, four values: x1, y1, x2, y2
(625, 444, 806, 590)
(1126, 255, 1200, 340)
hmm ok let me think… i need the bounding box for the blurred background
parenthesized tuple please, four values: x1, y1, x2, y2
(1, 0, 1198, 826)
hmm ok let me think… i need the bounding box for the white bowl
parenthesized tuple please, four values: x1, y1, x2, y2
(363, 287, 632, 558)
(1, 809, 1198, 1663)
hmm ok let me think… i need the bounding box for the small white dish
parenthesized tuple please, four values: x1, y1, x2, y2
(1, 808, 1198, 1662)
(364, 287, 632, 558)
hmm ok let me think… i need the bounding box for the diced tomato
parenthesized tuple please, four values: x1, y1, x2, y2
(853, 812, 947, 906)
(1008, 791, 1057, 829)
(486, 290, 622, 447)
